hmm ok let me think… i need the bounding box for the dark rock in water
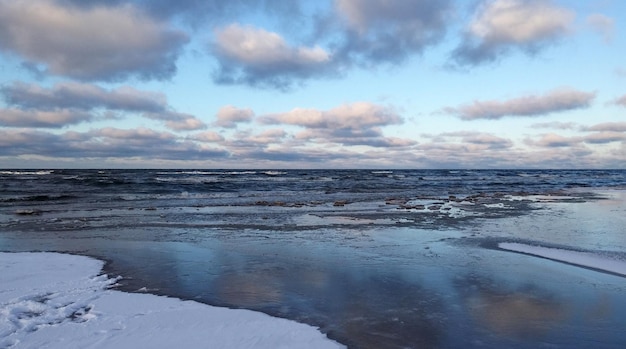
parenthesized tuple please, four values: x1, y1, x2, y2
(333, 200, 348, 206)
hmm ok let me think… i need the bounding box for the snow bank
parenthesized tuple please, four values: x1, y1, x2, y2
(0, 252, 344, 349)
(499, 243, 626, 277)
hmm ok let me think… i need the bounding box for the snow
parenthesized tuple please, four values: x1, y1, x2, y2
(499, 243, 626, 277)
(0, 252, 344, 349)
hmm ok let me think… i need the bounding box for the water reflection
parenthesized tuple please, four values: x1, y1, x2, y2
(464, 287, 566, 337)
(215, 273, 284, 306)
(3, 208, 626, 348)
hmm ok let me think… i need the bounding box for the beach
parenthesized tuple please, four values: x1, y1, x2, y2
(1, 170, 625, 348)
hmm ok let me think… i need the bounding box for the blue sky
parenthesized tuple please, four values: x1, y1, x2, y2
(0, 0, 624, 169)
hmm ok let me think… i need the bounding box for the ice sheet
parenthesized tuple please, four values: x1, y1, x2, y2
(0, 252, 344, 349)
(499, 243, 626, 276)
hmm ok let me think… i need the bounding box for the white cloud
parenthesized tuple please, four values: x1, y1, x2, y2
(453, 0, 574, 65)
(215, 24, 329, 66)
(445, 88, 595, 120)
(527, 133, 581, 148)
(214, 105, 255, 128)
(0, 0, 188, 81)
(264, 102, 402, 129)
(188, 131, 225, 143)
(211, 24, 331, 89)
(469, 0, 573, 43)
(261, 102, 412, 148)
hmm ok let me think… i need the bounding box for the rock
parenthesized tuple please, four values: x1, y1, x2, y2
(14, 209, 41, 216)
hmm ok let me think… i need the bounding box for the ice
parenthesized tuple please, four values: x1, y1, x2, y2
(499, 243, 626, 276)
(0, 252, 344, 349)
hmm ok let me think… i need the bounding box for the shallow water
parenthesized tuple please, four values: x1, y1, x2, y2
(1, 170, 626, 348)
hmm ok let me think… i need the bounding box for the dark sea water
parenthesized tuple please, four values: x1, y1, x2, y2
(1, 169, 626, 348)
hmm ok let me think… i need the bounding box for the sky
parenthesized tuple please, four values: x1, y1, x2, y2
(0, 0, 624, 169)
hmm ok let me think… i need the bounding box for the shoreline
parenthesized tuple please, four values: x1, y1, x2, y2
(0, 252, 345, 349)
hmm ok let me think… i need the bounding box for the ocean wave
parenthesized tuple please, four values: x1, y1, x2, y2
(0, 170, 53, 176)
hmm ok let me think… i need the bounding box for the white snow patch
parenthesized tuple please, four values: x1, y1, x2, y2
(499, 243, 626, 277)
(0, 252, 344, 349)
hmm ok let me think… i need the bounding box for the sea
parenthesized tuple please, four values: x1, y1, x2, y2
(1, 169, 626, 348)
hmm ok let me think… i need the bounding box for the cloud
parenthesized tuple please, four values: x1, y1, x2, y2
(1, 82, 166, 112)
(452, 0, 574, 65)
(614, 95, 626, 108)
(332, 0, 452, 65)
(583, 132, 625, 144)
(0, 127, 229, 160)
(261, 102, 412, 148)
(208, 1, 454, 89)
(445, 88, 595, 120)
(530, 121, 579, 130)
(442, 131, 513, 149)
(211, 24, 332, 89)
(0, 109, 93, 128)
(249, 129, 288, 144)
(526, 133, 581, 148)
(214, 105, 255, 128)
(144, 111, 207, 131)
(187, 131, 225, 143)
(0, 81, 206, 130)
(263, 102, 402, 129)
(0, 0, 188, 81)
(587, 14, 614, 43)
(584, 122, 626, 133)
(61, 0, 304, 27)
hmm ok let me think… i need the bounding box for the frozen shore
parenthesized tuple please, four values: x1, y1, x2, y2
(0, 252, 344, 349)
(499, 242, 626, 277)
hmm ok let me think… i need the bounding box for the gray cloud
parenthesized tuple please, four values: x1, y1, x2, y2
(530, 121, 579, 130)
(1, 81, 206, 130)
(61, 0, 303, 27)
(614, 95, 626, 107)
(209, 0, 453, 89)
(445, 88, 595, 120)
(587, 14, 614, 43)
(0, 127, 228, 160)
(451, 0, 574, 66)
(1, 82, 166, 112)
(0, 0, 188, 81)
(0, 109, 93, 128)
(331, 0, 453, 65)
(584, 122, 626, 132)
(583, 132, 625, 145)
